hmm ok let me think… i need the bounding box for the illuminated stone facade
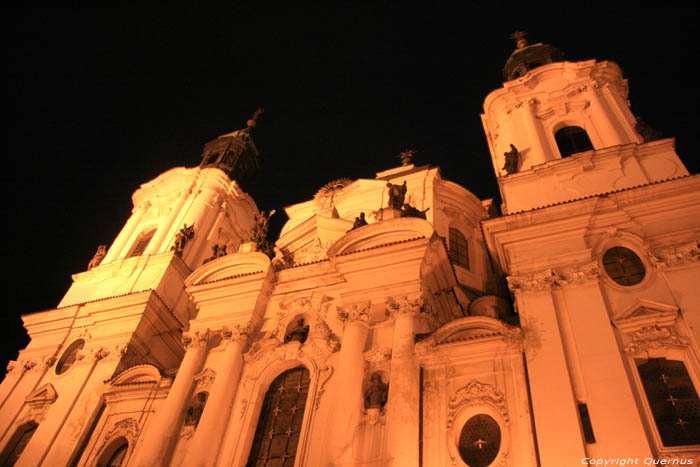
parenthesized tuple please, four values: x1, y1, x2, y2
(2, 43, 699, 467)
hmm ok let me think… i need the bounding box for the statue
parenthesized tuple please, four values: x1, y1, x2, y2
(397, 149, 415, 166)
(386, 181, 407, 210)
(172, 224, 195, 257)
(203, 244, 228, 264)
(364, 372, 389, 410)
(401, 204, 429, 219)
(285, 319, 310, 344)
(247, 210, 276, 258)
(635, 118, 662, 142)
(502, 144, 520, 175)
(185, 392, 208, 427)
(349, 212, 368, 231)
(87, 245, 107, 270)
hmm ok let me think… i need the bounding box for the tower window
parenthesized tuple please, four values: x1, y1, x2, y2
(56, 339, 85, 375)
(449, 228, 469, 270)
(458, 414, 501, 467)
(0, 422, 38, 465)
(555, 126, 594, 157)
(602, 246, 645, 286)
(637, 358, 700, 446)
(127, 229, 156, 258)
(247, 367, 310, 467)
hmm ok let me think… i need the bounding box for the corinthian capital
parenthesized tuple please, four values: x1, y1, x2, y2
(182, 329, 210, 349)
(337, 301, 370, 324)
(222, 322, 253, 343)
(386, 295, 424, 316)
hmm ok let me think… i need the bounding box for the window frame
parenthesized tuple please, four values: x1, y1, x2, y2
(449, 227, 470, 271)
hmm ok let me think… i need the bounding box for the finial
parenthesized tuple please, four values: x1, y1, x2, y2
(511, 30, 528, 50)
(247, 108, 264, 129)
(397, 149, 415, 166)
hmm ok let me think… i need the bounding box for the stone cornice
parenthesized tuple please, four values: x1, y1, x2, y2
(507, 261, 600, 294)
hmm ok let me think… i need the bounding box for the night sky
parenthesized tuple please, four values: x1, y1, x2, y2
(5, 9, 698, 370)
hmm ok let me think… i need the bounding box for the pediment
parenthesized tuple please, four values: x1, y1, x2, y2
(26, 383, 58, 405)
(328, 217, 434, 257)
(186, 252, 270, 286)
(612, 299, 679, 333)
(431, 316, 517, 346)
(108, 364, 162, 387)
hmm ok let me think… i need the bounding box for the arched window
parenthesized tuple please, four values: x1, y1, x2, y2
(127, 229, 156, 258)
(247, 367, 311, 467)
(56, 339, 85, 375)
(449, 228, 469, 270)
(0, 422, 38, 465)
(555, 126, 594, 157)
(637, 358, 700, 446)
(98, 438, 129, 467)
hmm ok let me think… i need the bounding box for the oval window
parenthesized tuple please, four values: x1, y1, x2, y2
(458, 414, 501, 467)
(602, 246, 646, 286)
(55, 339, 85, 375)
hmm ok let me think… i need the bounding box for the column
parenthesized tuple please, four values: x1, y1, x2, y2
(327, 302, 370, 464)
(586, 85, 628, 147)
(131, 330, 209, 467)
(519, 98, 551, 166)
(385, 296, 422, 467)
(183, 324, 250, 467)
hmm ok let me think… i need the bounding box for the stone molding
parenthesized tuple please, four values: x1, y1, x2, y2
(222, 322, 253, 344)
(650, 241, 700, 268)
(95, 417, 139, 462)
(277, 295, 333, 339)
(507, 261, 600, 294)
(337, 301, 371, 324)
(624, 325, 688, 355)
(194, 367, 216, 388)
(446, 380, 509, 430)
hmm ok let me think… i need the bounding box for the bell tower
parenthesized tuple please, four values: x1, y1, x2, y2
(482, 32, 690, 214)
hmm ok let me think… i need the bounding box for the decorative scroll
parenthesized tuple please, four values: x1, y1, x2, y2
(337, 301, 371, 324)
(624, 325, 688, 355)
(182, 329, 210, 349)
(446, 381, 509, 430)
(650, 241, 700, 268)
(386, 295, 425, 315)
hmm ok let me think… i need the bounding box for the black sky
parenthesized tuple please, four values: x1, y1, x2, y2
(5, 8, 699, 370)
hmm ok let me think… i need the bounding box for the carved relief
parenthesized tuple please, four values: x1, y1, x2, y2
(624, 325, 688, 355)
(182, 329, 210, 349)
(364, 346, 392, 363)
(222, 322, 253, 344)
(650, 241, 700, 268)
(194, 368, 216, 388)
(386, 295, 425, 315)
(507, 262, 600, 294)
(446, 381, 509, 430)
(19, 383, 58, 425)
(277, 295, 333, 339)
(314, 365, 334, 409)
(293, 238, 333, 264)
(104, 417, 138, 443)
(337, 301, 371, 324)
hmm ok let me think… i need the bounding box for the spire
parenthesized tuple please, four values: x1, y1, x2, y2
(200, 108, 263, 189)
(503, 31, 565, 82)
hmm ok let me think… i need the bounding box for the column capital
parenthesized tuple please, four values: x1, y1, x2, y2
(182, 329, 210, 349)
(337, 301, 370, 325)
(221, 323, 253, 344)
(386, 295, 424, 317)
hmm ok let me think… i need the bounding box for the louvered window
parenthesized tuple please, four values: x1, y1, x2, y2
(247, 368, 310, 467)
(449, 228, 469, 270)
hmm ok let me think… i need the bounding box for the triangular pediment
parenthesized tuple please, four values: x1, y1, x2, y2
(26, 383, 58, 405)
(612, 299, 679, 332)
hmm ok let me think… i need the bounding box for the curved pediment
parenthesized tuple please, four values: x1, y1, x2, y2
(328, 217, 435, 258)
(108, 364, 162, 387)
(431, 316, 516, 345)
(185, 251, 271, 286)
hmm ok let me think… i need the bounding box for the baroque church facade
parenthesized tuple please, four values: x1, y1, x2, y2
(2, 38, 699, 467)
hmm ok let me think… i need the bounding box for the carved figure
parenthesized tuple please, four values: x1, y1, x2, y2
(87, 245, 107, 270)
(401, 204, 429, 219)
(397, 149, 415, 166)
(635, 118, 662, 143)
(203, 244, 229, 264)
(502, 144, 520, 175)
(364, 372, 389, 410)
(247, 210, 276, 258)
(350, 212, 368, 231)
(386, 181, 407, 210)
(285, 319, 310, 344)
(185, 392, 208, 427)
(172, 224, 195, 257)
